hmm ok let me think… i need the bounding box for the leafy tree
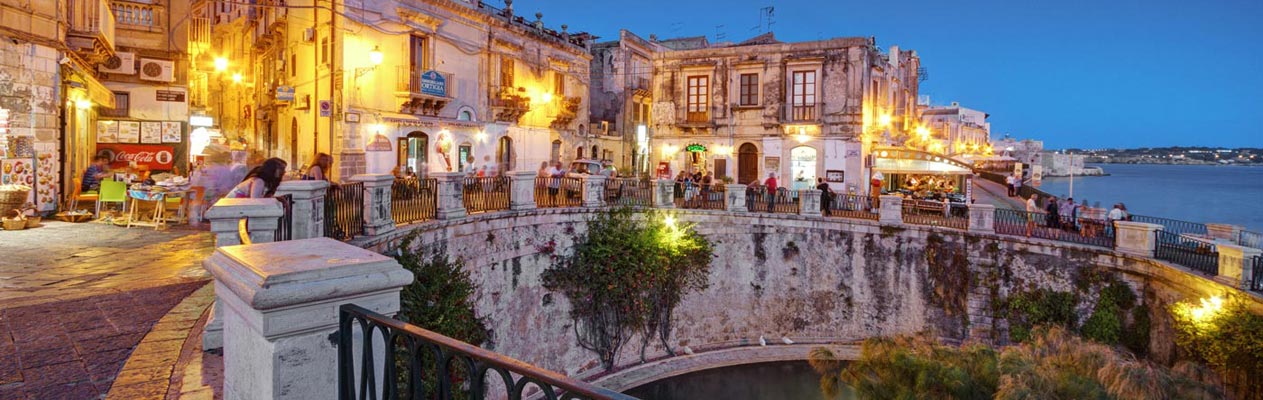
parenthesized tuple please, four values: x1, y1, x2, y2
(542, 208, 713, 370)
(1170, 297, 1263, 399)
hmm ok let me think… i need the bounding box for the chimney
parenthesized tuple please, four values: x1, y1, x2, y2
(649, 33, 658, 42)
(504, 0, 513, 17)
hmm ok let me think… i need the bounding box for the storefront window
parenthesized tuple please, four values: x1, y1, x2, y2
(398, 132, 427, 175)
(790, 146, 817, 187)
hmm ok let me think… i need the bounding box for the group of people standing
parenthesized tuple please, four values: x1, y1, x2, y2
(1023, 192, 1131, 238)
(674, 169, 716, 208)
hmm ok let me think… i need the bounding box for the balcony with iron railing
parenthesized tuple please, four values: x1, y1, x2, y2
(66, 0, 117, 58)
(490, 85, 531, 123)
(782, 102, 823, 123)
(395, 66, 452, 116)
(631, 76, 651, 95)
(684, 110, 710, 124)
(112, 0, 163, 32)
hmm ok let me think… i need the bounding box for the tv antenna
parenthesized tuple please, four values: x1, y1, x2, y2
(752, 6, 775, 33)
(715, 24, 727, 42)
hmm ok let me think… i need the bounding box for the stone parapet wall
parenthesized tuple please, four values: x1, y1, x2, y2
(354, 208, 1263, 381)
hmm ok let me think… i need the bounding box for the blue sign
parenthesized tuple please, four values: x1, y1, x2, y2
(420, 70, 446, 97)
(276, 85, 295, 101)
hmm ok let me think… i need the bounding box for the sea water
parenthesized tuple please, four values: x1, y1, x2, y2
(1039, 164, 1263, 233)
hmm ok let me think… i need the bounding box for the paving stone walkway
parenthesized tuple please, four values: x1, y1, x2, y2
(0, 221, 215, 400)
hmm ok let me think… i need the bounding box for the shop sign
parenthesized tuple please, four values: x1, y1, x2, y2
(276, 85, 295, 101)
(1032, 165, 1043, 187)
(685, 143, 707, 152)
(420, 70, 447, 97)
(96, 144, 175, 169)
(826, 170, 845, 183)
(366, 134, 392, 151)
(155, 90, 185, 102)
(189, 115, 214, 127)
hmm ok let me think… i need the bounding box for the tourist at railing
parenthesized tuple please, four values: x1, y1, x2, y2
(302, 153, 333, 182)
(226, 158, 287, 199)
(1045, 195, 1062, 229)
(1025, 194, 1040, 237)
(764, 173, 779, 213)
(817, 178, 833, 216)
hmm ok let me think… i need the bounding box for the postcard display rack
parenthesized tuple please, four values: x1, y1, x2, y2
(0, 108, 57, 211)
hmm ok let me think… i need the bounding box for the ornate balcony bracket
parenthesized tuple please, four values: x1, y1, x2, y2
(491, 88, 531, 123)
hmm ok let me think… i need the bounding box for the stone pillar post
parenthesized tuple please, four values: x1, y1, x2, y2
(580, 175, 607, 208)
(1114, 221, 1163, 257)
(206, 238, 413, 400)
(509, 170, 538, 211)
(202, 198, 286, 350)
(205, 198, 286, 246)
(432, 172, 467, 220)
(878, 195, 904, 225)
(350, 174, 396, 236)
(1214, 244, 1262, 289)
(799, 189, 821, 216)
(724, 184, 748, 212)
(654, 179, 675, 209)
(275, 180, 329, 240)
(968, 203, 996, 233)
(1207, 223, 1244, 244)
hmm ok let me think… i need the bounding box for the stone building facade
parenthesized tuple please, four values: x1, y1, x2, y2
(594, 31, 921, 193)
(0, 0, 118, 211)
(919, 101, 991, 156)
(195, 0, 594, 179)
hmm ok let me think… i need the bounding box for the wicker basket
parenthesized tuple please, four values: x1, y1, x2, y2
(1, 218, 24, 231)
(24, 216, 41, 228)
(0, 188, 29, 213)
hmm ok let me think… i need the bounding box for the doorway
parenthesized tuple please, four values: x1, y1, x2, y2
(738, 142, 758, 184)
(790, 146, 818, 188)
(398, 131, 428, 176)
(496, 136, 513, 171)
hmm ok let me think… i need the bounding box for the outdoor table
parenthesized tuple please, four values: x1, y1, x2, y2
(124, 187, 190, 230)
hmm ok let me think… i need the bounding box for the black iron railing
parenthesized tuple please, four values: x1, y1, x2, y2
(745, 187, 800, 214)
(993, 208, 1115, 248)
(1155, 230, 1219, 275)
(675, 183, 725, 210)
(462, 176, 510, 214)
(393, 178, 437, 225)
(1251, 256, 1263, 293)
(536, 177, 582, 208)
(902, 200, 968, 230)
(275, 194, 293, 241)
(1132, 214, 1207, 237)
(325, 182, 364, 241)
(338, 304, 636, 400)
(605, 178, 652, 207)
(828, 193, 879, 220)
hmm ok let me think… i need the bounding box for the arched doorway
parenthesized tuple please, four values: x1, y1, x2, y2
(398, 131, 427, 175)
(591, 145, 598, 161)
(551, 140, 562, 162)
(576, 146, 585, 160)
(790, 146, 818, 189)
(737, 142, 758, 184)
(496, 136, 513, 171)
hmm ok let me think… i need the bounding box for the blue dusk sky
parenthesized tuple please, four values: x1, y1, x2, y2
(500, 0, 1262, 149)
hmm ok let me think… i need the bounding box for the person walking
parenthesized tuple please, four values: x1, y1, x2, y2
(817, 178, 833, 216)
(1025, 194, 1040, 237)
(764, 173, 779, 212)
(1005, 175, 1015, 197)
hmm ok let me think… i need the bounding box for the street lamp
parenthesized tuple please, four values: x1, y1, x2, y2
(369, 46, 383, 66)
(231, 72, 242, 84)
(214, 57, 228, 72)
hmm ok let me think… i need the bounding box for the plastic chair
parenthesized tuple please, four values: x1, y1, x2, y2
(69, 177, 99, 213)
(96, 180, 127, 217)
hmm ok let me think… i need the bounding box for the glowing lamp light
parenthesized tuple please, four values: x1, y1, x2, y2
(663, 215, 676, 229)
(541, 92, 554, 103)
(213, 57, 228, 72)
(795, 127, 809, 143)
(369, 46, 383, 66)
(232, 72, 243, 84)
(74, 98, 92, 109)
(474, 131, 488, 143)
(916, 125, 930, 141)
(878, 113, 893, 128)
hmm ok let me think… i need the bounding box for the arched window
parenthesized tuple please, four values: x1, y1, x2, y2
(550, 140, 562, 162)
(398, 131, 428, 175)
(591, 145, 598, 161)
(737, 142, 758, 184)
(790, 146, 818, 186)
(576, 146, 585, 160)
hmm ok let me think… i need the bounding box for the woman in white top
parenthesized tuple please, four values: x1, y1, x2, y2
(226, 158, 288, 198)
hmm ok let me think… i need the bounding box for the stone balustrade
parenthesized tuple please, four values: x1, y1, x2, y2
(203, 197, 286, 351)
(274, 180, 329, 240)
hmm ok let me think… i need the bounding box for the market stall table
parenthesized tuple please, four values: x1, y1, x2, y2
(124, 187, 190, 230)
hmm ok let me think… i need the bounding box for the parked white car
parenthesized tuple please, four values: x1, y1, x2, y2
(566, 160, 616, 178)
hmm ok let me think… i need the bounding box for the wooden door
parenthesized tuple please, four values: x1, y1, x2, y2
(738, 143, 758, 184)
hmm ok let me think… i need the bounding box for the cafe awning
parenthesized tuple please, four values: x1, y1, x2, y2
(873, 147, 974, 175)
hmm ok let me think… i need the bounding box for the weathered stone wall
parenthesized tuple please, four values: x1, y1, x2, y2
(356, 209, 1262, 381)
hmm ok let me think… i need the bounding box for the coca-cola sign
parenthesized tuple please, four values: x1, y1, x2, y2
(96, 144, 176, 170)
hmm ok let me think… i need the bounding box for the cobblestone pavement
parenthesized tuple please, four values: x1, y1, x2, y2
(0, 221, 215, 399)
(972, 179, 1027, 210)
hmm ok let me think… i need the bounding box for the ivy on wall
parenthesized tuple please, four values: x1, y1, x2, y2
(541, 208, 714, 370)
(1170, 297, 1263, 398)
(1001, 268, 1148, 356)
